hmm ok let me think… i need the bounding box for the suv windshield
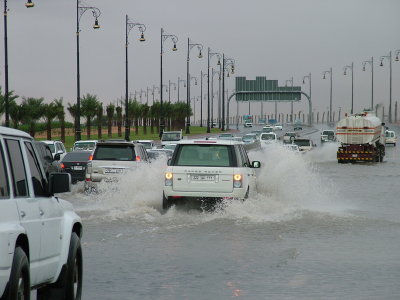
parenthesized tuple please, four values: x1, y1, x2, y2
(175, 144, 233, 167)
(293, 140, 311, 146)
(322, 131, 334, 136)
(93, 145, 136, 161)
(162, 133, 181, 141)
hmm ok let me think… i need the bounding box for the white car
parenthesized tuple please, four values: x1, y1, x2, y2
(283, 144, 301, 152)
(72, 139, 98, 151)
(0, 126, 83, 299)
(161, 130, 182, 148)
(292, 138, 315, 152)
(244, 122, 253, 128)
(262, 126, 275, 133)
(85, 140, 149, 192)
(274, 123, 283, 130)
(260, 132, 278, 144)
(136, 140, 156, 150)
(385, 130, 397, 146)
(43, 140, 67, 160)
(163, 139, 261, 209)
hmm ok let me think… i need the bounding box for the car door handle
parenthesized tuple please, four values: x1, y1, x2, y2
(39, 210, 44, 216)
(20, 211, 26, 218)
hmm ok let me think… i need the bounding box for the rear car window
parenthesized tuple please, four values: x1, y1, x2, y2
(175, 144, 233, 167)
(93, 145, 136, 161)
(74, 142, 96, 150)
(63, 152, 92, 162)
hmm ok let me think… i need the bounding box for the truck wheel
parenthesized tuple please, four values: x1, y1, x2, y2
(65, 233, 82, 300)
(162, 193, 171, 210)
(6, 247, 30, 300)
(37, 233, 82, 300)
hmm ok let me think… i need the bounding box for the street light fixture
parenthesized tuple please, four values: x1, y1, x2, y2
(362, 57, 374, 110)
(207, 48, 222, 133)
(3, 0, 35, 128)
(379, 52, 392, 123)
(124, 15, 146, 141)
(322, 68, 333, 123)
(160, 28, 178, 138)
(186, 39, 203, 134)
(302, 73, 312, 123)
(222, 57, 235, 131)
(76, 0, 101, 141)
(343, 63, 354, 114)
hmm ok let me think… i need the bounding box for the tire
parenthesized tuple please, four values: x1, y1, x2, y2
(5, 247, 30, 300)
(162, 193, 172, 210)
(37, 233, 82, 300)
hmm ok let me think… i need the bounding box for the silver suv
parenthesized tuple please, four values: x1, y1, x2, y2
(84, 140, 149, 192)
(0, 127, 83, 299)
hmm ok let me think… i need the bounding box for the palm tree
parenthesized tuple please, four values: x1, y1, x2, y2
(9, 99, 23, 129)
(54, 98, 66, 143)
(106, 104, 115, 138)
(172, 102, 191, 130)
(81, 93, 99, 139)
(150, 102, 161, 134)
(164, 102, 173, 131)
(43, 102, 58, 140)
(96, 103, 103, 139)
(128, 100, 142, 135)
(0, 87, 18, 122)
(116, 106, 123, 137)
(21, 97, 44, 137)
(141, 103, 149, 135)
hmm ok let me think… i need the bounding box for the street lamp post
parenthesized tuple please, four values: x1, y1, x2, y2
(3, 0, 35, 127)
(200, 71, 208, 127)
(285, 77, 293, 122)
(222, 57, 234, 131)
(211, 68, 220, 128)
(343, 63, 354, 114)
(160, 28, 178, 138)
(362, 57, 374, 110)
(168, 80, 176, 103)
(125, 15, 146, 141)
(186, 39, 203, 134)
(76, 0, 101, 141)
(323, 68, 333, 123)
(302, 73, 312, 123)
(380, 52, 392, 123)
(152, 85, 160, 104)
(207, 48, 222, 133)
(177, 77, 186, 103)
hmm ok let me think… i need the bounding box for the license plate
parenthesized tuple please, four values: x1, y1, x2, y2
(73, 166, 83, 170)
(104, 168, 123, 174)
(352, 154, 358, 157)
(191, 174, 215, 181)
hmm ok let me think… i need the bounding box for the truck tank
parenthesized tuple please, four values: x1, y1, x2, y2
(336, 111, 382, 145)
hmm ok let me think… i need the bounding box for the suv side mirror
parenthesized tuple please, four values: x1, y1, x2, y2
(48, 173, 71, 194)
(53, 153, 61, 161)
(251, 161, 261, 168)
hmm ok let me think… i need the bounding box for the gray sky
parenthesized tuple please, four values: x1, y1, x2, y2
(1, 0, 400, 119)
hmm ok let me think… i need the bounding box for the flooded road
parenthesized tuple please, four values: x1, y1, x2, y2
(61, 125, 400, 300)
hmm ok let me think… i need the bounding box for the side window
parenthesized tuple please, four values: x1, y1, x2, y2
(234, 145, 243, 167)
(25, 142, 47, 196)
(5, 139, 28, 197)
(0, 142, 10, 199)
(56, 143, 62, 153)
(45, 147, 53, 160)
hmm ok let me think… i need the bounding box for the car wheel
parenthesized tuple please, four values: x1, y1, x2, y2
(162, 193, 172, 210)
(5, 247, 30, 300)
(37, 233, 82, 300)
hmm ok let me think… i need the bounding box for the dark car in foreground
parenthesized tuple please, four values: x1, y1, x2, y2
(61, 151, 92, 183)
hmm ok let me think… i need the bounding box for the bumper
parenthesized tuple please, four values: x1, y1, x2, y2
(164, 186, 247, 199)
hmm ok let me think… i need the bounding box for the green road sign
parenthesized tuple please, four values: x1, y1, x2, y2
(236, 76, 301, 101)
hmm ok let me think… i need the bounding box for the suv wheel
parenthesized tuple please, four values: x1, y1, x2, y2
(162, 193, 172, 210)
(37, 233, 82, 300)
(5, 247, 30, 300)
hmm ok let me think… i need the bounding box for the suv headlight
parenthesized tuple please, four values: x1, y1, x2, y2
(165, 172, 173, 186)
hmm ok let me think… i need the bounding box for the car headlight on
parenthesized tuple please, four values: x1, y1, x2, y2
(233, 174, 242, 188)
(165, 172, 173, 186)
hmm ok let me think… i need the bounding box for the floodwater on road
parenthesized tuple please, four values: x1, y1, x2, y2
(60, 124, 400, 300)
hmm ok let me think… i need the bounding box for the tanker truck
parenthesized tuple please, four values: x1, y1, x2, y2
(336, 111, 386, 163)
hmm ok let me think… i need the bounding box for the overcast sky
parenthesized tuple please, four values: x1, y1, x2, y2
(1, 0, 400, 120)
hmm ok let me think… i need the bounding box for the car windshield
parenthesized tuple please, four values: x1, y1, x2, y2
(175, 144, 233, 167)
(162, 133, 181, 141)
(261, 134, 275, 140)
(322, 131, 334, 136)
(293, 140, 311, 146)
(62, 152, 92, 162)
(47, 144, 55, 153)
(93, 145, 135, 161)
(263, 127, 273, 132)
(385, 131, 394, 138)
(73, 142, 96, 150)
